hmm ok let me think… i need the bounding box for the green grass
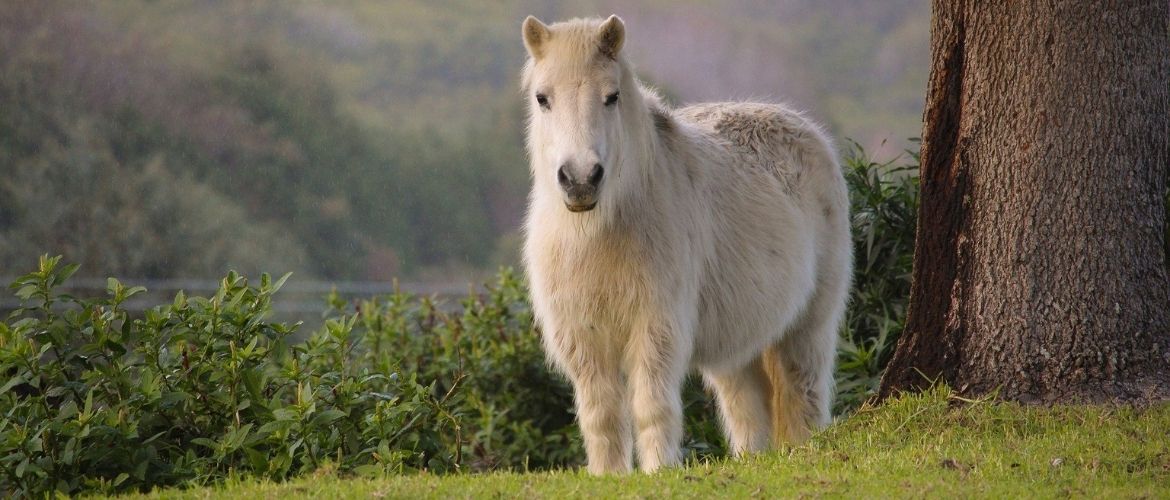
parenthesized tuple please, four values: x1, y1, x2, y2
(126, 386, 1169, 499)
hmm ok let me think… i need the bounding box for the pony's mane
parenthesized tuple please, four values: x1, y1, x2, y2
(640, 83, 675, 134)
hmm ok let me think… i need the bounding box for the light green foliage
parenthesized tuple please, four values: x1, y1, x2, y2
(131, 386, 1170, 499)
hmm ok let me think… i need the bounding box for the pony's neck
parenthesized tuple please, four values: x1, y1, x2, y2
(618, 80, 674, 193)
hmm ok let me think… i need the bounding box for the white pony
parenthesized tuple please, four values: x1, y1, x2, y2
(520, 15, 851, 474)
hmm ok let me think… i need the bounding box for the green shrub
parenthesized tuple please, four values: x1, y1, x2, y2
(325, 270, 581, 472)
(835, 142, 919, 413)
(0, 256, 462, 496)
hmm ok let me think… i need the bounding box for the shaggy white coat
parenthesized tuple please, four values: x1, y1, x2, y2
(521, 15, 851, 474)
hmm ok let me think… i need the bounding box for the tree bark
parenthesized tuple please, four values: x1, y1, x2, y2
(879, 0, 1170, 403)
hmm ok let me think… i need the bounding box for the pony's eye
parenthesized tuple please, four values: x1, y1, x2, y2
(535, 93, 550, 110)
(604, 91, 620, 107)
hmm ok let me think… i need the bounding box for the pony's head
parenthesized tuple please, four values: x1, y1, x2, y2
(521, 15, 646, 215)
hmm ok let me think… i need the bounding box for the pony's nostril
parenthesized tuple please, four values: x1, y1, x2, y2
(588, 164, 604, 187)
(557, 165, 571, 188)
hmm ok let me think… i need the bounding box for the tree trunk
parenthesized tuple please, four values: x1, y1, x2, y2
(879, 0, 1170, 403)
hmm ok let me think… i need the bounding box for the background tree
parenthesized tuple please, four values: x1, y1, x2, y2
(880, 1, 1170, 403)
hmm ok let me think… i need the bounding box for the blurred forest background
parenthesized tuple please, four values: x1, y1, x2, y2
(0, 0, 927, 286)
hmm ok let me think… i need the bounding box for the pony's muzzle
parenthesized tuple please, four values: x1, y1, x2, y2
(557, 163, 604, 212)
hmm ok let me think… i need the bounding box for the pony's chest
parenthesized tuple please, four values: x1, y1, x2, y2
(529, 233, 653, 330)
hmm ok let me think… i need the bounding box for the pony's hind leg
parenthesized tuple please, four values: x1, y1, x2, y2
(764, 318, 837, 444)
(702, 357, 773, 455)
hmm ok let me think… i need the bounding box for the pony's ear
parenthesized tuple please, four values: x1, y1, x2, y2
(597, 15, 625, 60)
(522, 16, 551, 59)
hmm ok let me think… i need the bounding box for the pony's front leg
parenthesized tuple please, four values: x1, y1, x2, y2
(627, 319, 690, 472)
(565, 356, 632, 474)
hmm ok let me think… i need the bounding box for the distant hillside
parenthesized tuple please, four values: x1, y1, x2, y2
(0, 0, 927, 281)
(93, 0, 926, 148)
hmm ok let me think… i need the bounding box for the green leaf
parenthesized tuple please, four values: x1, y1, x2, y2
(310, 409, 347, 427)
(57, 262, 80, 283)
(272, 408, 298, 421)
(134, 459, 149, 480)
(107, 277, 123, 296)
(271, 272, 292, 294)
(244, 446, 269, 473)
(38, 254, 60, 274)
(0, 375, 24, 396)
(257, 420, 292, 435)
(190, 437, 217, 450)
(160, 391, 190, 407)
(300, 380, 313, 405)
(14, 285, 37, 300)
(82, 389, 95, 416)
(223, 424, 253, 452)
(58, 401, 79, 420)
(124, 285, 148, 300)
(141, 431, 168, 445)
(241, 369, 265, 399)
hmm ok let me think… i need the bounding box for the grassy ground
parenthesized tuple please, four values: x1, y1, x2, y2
(129, 386, 1169, 499)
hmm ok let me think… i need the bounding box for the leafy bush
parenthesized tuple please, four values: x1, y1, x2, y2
(0, 256, 462, 496)
(323, 270, 580, 472)
(835, 142, 919, 412)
